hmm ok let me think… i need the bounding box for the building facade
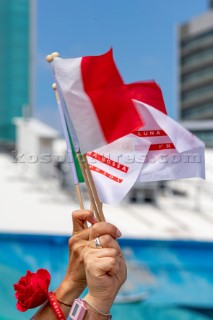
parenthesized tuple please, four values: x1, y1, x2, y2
(0, 0, 33, 143)
(179, 9, 213, 121)
(179, 6, 213, 147)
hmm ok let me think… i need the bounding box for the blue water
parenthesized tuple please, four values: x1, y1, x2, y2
(0, 234, 213, 320)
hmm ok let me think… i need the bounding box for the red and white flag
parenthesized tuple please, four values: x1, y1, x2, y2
(53, 50, 166, 152)
(86, 101, 205, 204)
(53, 50, 205, 204)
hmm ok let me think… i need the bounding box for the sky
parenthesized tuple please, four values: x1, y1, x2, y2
(35, 0, 209, 131)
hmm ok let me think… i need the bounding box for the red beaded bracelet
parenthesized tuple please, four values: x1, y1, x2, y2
(48, 291, 66, 320)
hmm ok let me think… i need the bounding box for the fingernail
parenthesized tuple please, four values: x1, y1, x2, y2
(91, 217, 97, 224)
(116, 229, 122, 238)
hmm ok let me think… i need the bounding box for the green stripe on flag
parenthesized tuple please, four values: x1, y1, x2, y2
(66, 124, 84, 183)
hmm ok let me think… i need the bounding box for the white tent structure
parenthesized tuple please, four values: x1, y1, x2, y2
(1, 145, 213, 240)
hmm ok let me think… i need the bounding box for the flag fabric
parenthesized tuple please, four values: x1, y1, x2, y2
(52, 50, 205, 205)
(86, 134, 150, 204)
(53, 50, 166, 152)
(66, 122, 84, 183)
(54, 91, 81, 184)
(134, 100, 205, 183)
(86, 100, 205, 204)
(126, 81, 167, 115)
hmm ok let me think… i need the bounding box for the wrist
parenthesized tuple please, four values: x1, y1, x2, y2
(69, 298, 112, 320)
(83, 293, 114, 314)
(55, 279, 86, 305)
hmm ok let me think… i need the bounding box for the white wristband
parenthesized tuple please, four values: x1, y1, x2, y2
(83, 299, 111, 317)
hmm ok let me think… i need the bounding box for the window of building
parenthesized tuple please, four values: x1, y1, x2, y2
(181, 47, 213, 68)
(181, 29, 213, 51)
(181, 84, 213, 103)
(192, 130, 213, 147)
(182, 102, 213, 119)
(182, 66, 213, 85)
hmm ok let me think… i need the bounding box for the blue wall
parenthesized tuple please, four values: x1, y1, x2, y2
(0, 234, 213, 320)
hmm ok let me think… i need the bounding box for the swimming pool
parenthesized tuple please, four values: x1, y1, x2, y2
(1, 234, 213, 320)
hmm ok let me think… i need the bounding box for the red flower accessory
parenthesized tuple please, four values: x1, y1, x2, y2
(13, 269, 51, 312)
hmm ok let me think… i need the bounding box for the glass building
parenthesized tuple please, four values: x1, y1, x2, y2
(178, 4, 213, 147)
(0, 0, 33, 143)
